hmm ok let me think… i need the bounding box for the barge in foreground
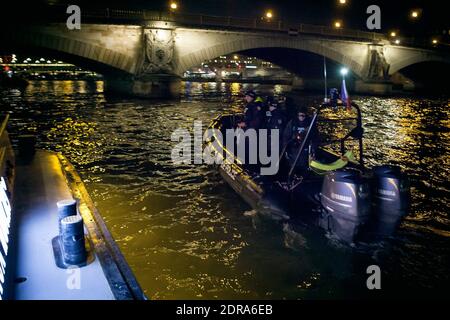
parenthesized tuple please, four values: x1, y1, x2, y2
(0, 114, 145, 300)
(205, 102, 410, 244)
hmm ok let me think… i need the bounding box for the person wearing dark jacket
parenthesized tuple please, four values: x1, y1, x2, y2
(266, 99, 286, 131)
(282, 108, 317, 171)
(265, 98, 286, 156)
(238, 90, 264, 130)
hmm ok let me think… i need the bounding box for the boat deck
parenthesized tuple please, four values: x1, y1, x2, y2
(12, 150, 115, 299)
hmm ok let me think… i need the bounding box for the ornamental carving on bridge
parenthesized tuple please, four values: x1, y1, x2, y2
(368, 48, 390, 80)
(139, 29, 175, 75)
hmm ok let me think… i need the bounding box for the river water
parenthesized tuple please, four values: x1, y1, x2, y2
(1, 80, 449, 299)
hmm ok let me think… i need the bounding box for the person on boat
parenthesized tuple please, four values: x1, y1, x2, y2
(266, 98, 286, 131)
(237, 90, 264, 130)
(329, 88, 339, 109)
(282, 107, 317, 171)
(263, 98, 286, 157)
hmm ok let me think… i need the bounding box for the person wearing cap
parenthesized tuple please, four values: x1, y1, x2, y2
(282, 107, 317, 171)
(265, 97, 286, 157)
(266, 98, 286, 132)
(237, 90, 263, 130)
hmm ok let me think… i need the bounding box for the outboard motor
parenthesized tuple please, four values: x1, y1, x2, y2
(320, 169, 371, 243)
(371, 165, 410, 237)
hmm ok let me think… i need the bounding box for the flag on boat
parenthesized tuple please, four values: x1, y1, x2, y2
(341, 79, 351, 110)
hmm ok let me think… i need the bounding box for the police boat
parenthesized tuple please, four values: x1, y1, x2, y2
(0, 114, 145, 300)
(205, 102, 410, 244)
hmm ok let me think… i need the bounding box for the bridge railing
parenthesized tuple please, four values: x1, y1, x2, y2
(20, 5, 447, 50)
(78, 7, 386, 42)
(54, 6, 450, 48)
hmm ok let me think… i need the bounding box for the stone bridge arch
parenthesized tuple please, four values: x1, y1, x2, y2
(174, 29, 369, 78)
(385, 47, 450, 75)
(1, 24, 142, 76)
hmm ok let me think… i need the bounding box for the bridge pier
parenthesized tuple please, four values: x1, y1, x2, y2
(104, 74, 181, 99)
(354, 80, 394, 95)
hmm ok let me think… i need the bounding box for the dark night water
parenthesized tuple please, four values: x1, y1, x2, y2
(1, 80, 449, 299)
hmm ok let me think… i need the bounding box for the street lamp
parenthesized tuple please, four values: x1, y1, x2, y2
(340, 67, 348, 77)
(432, 39, 438, 45)
(339, 0, 347, 4)
(395, 39, 401, 45)
(169, 2, 178, 11)
(390, 31, 397, 37)
(265, 10, 273, 20)
(334, 21, 342, 29)
(410, 10, 420, 19)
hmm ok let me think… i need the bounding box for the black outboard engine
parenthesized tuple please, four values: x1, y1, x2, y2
(320, 169, 371, 243)
(371, 165, 409, 237)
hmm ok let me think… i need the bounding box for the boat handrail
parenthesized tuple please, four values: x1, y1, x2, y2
(0, 114, 10, 138)
(315, 102, 364, 167)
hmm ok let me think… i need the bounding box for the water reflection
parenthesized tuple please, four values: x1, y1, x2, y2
(1, 80, 449, 299)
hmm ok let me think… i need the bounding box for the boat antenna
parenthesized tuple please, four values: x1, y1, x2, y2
(323, 56, 328, 102)
(287, 111, 320, 183)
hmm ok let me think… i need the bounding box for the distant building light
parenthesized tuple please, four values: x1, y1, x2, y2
(246, 65, 257, 69)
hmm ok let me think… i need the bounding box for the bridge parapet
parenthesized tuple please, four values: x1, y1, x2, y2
(44, 5, 386, 43)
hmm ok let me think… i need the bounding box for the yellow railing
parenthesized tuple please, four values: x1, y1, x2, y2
(0, 114, 9, 139)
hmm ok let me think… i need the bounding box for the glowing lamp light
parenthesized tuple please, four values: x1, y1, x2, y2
(390, 32, 397, 37)
(340, 68, 349, 76)
(265, 10, 273, 19)
(432, 39, 438, 44)
(395, 39, 401, 45)
(411, 10, 419, 18)
(334, 21, 342, 29)
(339, 0, 347, 4)
(170, 2, 178, 10)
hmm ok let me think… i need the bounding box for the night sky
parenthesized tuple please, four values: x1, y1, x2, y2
(35, 0, 449, 38)
(4, 1, 449, 38)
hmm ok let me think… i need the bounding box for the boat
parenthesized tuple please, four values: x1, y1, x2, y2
(0, 114, 146, 300)
(204, 102, 410, 244)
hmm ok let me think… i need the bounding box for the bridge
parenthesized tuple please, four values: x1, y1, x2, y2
(2, 7, 450, 98)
